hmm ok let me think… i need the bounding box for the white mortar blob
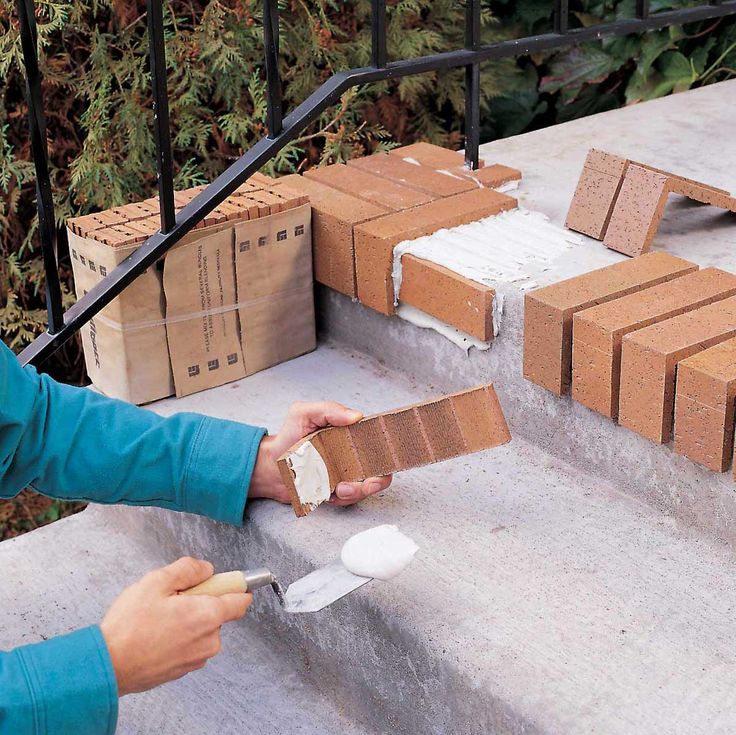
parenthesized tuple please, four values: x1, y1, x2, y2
(341, 525, 419, 581)
(286, 440, 331, 510)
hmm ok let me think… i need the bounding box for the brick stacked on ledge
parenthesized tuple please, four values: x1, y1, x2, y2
(524, 253, 736, 479)
(277, 143, 522, 341)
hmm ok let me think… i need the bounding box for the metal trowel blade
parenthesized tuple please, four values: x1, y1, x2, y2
(284, 561, 371, 613)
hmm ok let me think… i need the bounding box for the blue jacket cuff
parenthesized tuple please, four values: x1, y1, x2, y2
(183, 416, 267, 525)
(13, 625, 118, 735)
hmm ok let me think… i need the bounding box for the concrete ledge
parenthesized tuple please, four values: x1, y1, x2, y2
(121, 344, 736, 734)
(321, 80, 736, 548)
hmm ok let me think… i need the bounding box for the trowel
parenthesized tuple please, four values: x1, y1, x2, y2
(182, 564, 371, 613)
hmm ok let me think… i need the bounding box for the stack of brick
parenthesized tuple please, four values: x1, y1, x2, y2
(68, 174, 307, 246)
(275, 143, 522, 342)
(67, 178, 313, 404)
(523, 252, 736, 480)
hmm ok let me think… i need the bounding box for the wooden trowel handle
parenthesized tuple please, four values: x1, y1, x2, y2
(181, 570, 248, 596)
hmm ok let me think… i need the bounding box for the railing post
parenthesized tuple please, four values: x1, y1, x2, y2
(372, 0, 387, 68)
(264, 0, 283, 138)
(464, 0, 481, 170)
(15, 0, 64, 334)
(146, 0, 176, 233)
(554, 0, 569, 33)
(636, 0, 650, 19)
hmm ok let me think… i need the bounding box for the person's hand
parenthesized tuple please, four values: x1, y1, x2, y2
(100, 557, 251, 695)
(249, 401, 392, 507)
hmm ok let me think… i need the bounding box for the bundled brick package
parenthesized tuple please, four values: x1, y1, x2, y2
(68, 186, 314, 404)
(276, 384, 511, 516)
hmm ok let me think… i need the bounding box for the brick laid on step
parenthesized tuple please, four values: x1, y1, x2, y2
(524, 252, 697, 397)
(399, 255, 495, 342)
(304, 163, 434, 212)
(347, 154, 475, 197)
(278, 174, 388, 298)
(673, 338, 736, 472)
(388, 142, 485, 170)
(354, 188, 516, 316)
(572, 267, 736, 419)
(618, 295, 736, 444)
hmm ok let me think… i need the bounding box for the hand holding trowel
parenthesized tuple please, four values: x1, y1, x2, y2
(181, 525, 418, 613)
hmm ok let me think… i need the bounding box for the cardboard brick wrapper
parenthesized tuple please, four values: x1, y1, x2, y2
(276, 384, 511, 517)
(68, 196, 314, 404)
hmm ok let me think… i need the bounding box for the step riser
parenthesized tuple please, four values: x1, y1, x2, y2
(109, 505, 540, 735)
(319, 286, 736, 548)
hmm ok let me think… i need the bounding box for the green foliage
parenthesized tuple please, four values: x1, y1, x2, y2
(0, 0, 734, 381)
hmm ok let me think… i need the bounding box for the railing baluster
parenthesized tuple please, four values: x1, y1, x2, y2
(264, 0, 283, 138)
(146, 0, 176, 233)
(15, 0, 64, 334)
(636, 0, 650, 19)
(464, 0, 481, 170)
(554, 0, 569, 33)
(372, 0, 387, 68)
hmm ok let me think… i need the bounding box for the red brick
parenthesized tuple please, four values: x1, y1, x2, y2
(388, 142, 484, 170)
(619, 296, 736, 444)
(463, 164, 522, 189)
(304, 163, 434, 212)
(279, 174, 388, 298)
(523, 252, 697, 396)
(277, 384, 510, 516)
(572, 267, 736, 418)
(354, 188, 516, 315)
(347, 153, 475, 197)
(565, 149, 628, 239)
(673, 338, 736, 472)
(399, 255, 495, 341)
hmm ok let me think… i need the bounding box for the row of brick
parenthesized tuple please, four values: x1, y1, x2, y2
(523, 252, 736, 477)
(273, 143, 521, 342)
(68, 173, 308, 247)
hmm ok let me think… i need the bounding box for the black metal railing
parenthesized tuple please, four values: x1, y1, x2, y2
(16, 0, 736, 366)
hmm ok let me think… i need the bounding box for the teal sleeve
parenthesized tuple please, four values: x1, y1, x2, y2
(0, 626, 118, 735)
(0, 341, 266, 525)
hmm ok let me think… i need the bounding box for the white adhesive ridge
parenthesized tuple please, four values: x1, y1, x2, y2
(340, 525, 419, 581)
(391, 208, 581, 349)
(286, 440, 331, 510)
(392, 208, 581, 300)
(396, 304, 491, 352)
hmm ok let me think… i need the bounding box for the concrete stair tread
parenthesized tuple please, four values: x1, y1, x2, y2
(130, 343, 736, 734)
(0, 509, 376, 735)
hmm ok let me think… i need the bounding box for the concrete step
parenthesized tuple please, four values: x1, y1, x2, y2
(99, 343, 736, 734)
(0, 508, 377, 735)
(322, 80, 736, 548)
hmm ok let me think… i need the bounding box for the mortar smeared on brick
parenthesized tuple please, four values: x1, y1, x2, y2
(285, 440, 331, 510)
(396, 303, 492, 352)
(341, 525, 419, 581)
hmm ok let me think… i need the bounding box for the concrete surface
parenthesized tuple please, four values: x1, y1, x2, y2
(0, 507, 376, 735)
(5, 345, 734, 733)
(4, 82, 736, 734)
(324, 80, 736, 548)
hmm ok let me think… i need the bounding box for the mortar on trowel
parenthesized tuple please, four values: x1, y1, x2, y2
(180, 525, 418, 613)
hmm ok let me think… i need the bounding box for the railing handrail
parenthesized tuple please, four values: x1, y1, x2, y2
(15, 0, 736, 367)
